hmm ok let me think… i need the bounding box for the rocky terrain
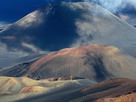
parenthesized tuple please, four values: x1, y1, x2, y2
(0, 76, 135, 102)
(0, 1, 136, 102)
(16, 78, 136, 102)
(0, 76, 95, 102)
(1, 44, 136, 83)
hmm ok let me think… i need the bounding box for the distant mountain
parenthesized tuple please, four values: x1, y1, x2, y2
(116, 4, 136, 27)
(1, 44, 136, 82)
(14, 53, 46, 64)
(0, 2, 136, 57)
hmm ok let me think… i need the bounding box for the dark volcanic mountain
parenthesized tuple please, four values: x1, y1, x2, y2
(1, 44, 136, 82)
(0, 2, 136, 57)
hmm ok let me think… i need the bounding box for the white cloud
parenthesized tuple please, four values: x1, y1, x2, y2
(0, 21, 9, 29)
(0, 43, 28, 67)
(84, 0, 136, 12)
(22, 42, 39, 52)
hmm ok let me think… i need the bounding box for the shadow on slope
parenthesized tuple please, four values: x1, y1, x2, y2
(16, 78, 136, 102)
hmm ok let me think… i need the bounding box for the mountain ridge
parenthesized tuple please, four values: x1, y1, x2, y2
(1, 44, 136, 82)
(0, 2, 136, 57)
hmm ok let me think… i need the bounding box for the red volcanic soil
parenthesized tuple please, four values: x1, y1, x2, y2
(20, 86, 44, 93)
(28, 44, 114, 80)
(17, 78, 136, 102)
(95, 93, 136, 102)
(29, 44, 107, 71)
(20, 87, 36, 93)
(1, 44, 136, 82)
(71, 78, 136, 102)
(26, 44, 136, 81)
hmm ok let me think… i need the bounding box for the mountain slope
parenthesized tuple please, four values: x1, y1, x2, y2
(17, 78, 136, 102)
(1, 44, 136, 82)
(95, 93, 136, 102)
(71, 78, 136, 102)
(27, 44, 136, 81)
(0, 2, 136, 56)
(0, 76, 95, 102)
(0, 76, 135, 102)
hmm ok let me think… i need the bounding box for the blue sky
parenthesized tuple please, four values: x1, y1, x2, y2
(0, 0, 136, 28)
(0, 0, 82, 28)
(0, 0, 81, 23)
(0, 0, 53, 28)
(0, 0, 48, 23)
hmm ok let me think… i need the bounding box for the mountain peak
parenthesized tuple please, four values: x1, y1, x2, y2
(0, 2, 136, 56)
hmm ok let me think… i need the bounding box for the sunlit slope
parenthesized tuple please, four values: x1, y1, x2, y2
(27, 44, 136, 81)
(1, 44, 136, 82)
(0, 76, 95, 102)
(17, 78, 136, 102)
(71, 78, 136, 102)
(95, 93, 136, 102)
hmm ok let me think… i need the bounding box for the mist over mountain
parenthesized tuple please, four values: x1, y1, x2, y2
(116, 4, 136, 27)
(0, 1, 136, 102)
(0, 2, 136, 58)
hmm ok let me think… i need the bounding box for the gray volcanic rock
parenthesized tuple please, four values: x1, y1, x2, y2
(71, 78, 136, 102)
(47, 75, 85, 81)
(1, 44, 136, 82)
(0, 76, 95, 102)
(0, 62, 32, 77)
(0, 2, 136, 57)
(26, 44, 136, 81)
(1, 76, 135, 102)
(17, 78, 136, 102)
